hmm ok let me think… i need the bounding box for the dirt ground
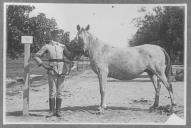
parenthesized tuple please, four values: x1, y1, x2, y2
(5, 69, 185, 124)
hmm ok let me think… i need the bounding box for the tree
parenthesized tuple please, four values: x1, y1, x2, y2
(60, 31, 70, 44)
(130, 6, 184, 64)
(7, 5, 35, 59)
(7, 5, 59, 59)
(29, 13, 58, 53)
(7, 5, 82, 60)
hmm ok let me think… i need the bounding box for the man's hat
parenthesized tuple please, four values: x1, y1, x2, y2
(49, 29, 60, 36)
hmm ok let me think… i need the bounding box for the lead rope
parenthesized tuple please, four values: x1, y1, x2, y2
(54, 44, 59, 74)
(54, 42, 70, 77)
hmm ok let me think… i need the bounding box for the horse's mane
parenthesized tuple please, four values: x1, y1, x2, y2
(86, 31, 110, 48)
(85, 31, 112, 54)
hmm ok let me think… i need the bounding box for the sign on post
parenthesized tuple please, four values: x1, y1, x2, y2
(21, 36, 33, 116)
(21, 36, 33, 44)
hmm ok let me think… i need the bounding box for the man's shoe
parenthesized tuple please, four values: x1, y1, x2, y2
(46, 98, 55, 117)
(55, 98, 62, 117)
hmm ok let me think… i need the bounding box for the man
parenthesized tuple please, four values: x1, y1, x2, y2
(33, 29, 72, 117)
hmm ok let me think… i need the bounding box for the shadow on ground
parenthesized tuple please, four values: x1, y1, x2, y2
(108, 79, 151, 82)
(6, 105, 150, 117)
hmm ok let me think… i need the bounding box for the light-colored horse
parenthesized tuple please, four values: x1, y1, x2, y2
(76, 25, 176, 114)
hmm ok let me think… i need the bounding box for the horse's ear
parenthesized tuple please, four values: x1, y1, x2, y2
(77, 25, 80, 31)
(85, 24, 90, 31)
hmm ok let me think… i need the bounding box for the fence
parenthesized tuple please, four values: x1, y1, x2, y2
(75, 58, 90, 71)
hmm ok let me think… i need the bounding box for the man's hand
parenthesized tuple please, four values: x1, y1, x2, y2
(71, 61, 74, 67)
(41, 63, 53, 71)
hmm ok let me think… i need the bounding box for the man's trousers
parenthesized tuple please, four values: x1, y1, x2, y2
(48, 72, 65, 99)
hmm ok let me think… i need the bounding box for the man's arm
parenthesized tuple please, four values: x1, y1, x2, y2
(33, 45, 47, 66)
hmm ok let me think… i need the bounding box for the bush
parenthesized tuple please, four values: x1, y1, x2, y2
(175, 69, 184, 81)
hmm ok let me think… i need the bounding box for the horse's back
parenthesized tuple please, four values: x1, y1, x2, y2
(134, 44, 163, 54)
(134, 44, 165, 64)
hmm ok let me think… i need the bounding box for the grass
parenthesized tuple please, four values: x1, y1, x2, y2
(6, 56, 90, 80)
(6, 57, 47, 79)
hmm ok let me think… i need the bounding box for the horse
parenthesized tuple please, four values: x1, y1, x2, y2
(76, 25, 176, 114)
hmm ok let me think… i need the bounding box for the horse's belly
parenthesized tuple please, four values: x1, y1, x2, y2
(108, 71, 138, 80)
(108, 64, 144, 80)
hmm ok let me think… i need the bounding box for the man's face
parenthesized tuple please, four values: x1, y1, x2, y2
(51, 32, 60, 42)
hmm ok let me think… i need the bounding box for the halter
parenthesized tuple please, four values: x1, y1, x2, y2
(75, 31, 89, 57)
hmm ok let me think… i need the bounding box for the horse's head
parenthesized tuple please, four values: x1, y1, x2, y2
(76, 25, 90, 55)
(64, 38, 85, 60)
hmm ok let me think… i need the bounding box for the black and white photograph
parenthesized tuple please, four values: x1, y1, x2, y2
(3, 2, 187, 125)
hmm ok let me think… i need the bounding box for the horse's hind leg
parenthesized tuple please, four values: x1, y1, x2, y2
(157, 72, 176, 112)
(147, 71, 161, 111)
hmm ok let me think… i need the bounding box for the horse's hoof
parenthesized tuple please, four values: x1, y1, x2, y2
(96, 111, 104, 115)
(97, 107, 105, 115)
(169, 106, 176, 113)
(172, 103, 177, 107)
(149, 106, 158, 112)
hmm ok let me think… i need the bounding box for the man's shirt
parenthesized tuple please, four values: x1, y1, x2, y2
(34, 40, 68, 75)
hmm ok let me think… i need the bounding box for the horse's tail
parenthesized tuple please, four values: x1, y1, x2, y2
(161, 47, 173, 92)
(161, 48, 172, 80)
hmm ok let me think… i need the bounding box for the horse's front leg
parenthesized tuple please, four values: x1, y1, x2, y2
(98, 71, 107, 114)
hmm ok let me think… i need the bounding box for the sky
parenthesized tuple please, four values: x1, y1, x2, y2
(29, 4, 155, 48)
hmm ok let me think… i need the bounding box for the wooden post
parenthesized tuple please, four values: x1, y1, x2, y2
(21, 36, 33, 116)
(23, 44, 30, 116)
(82, 60, 84, 71)
(77, 61, 79, 71)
